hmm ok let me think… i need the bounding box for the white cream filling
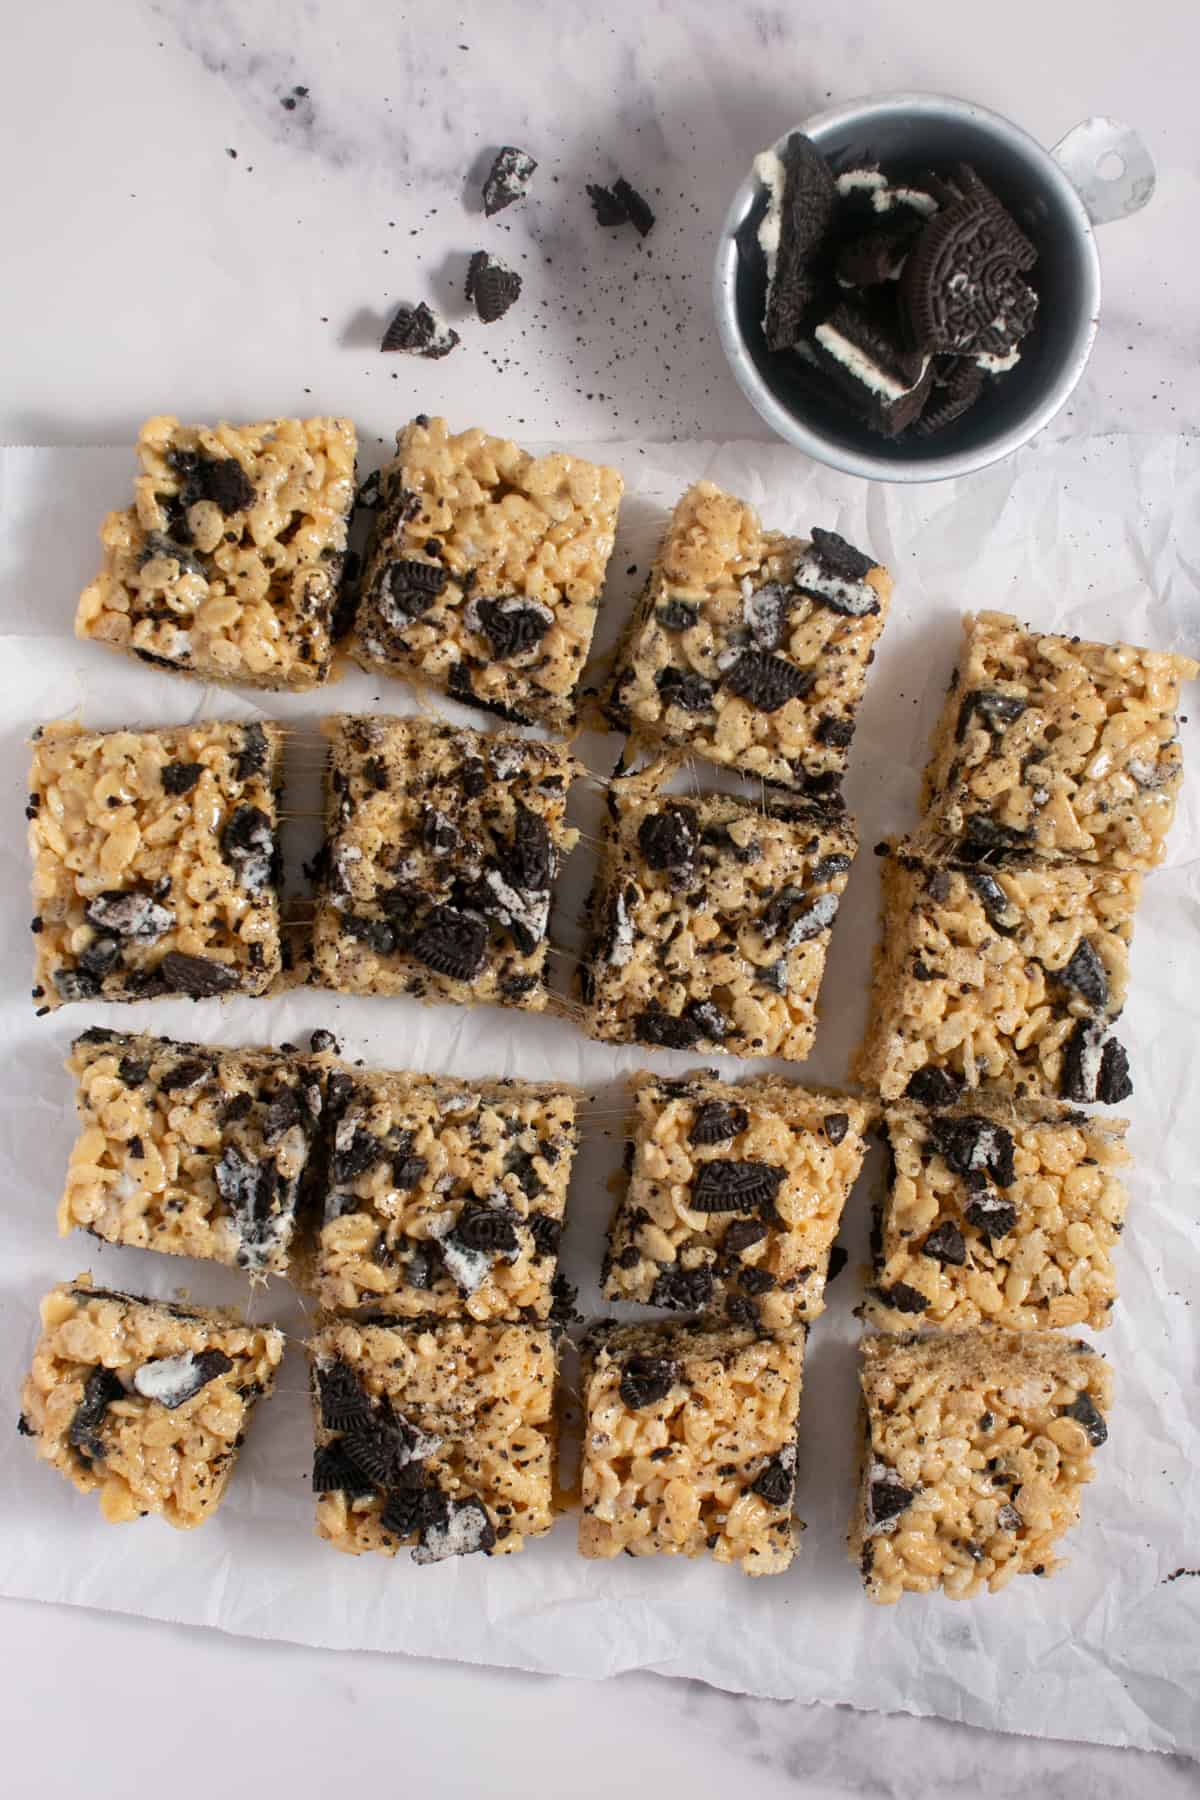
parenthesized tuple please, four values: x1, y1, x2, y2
(813, 323, 929, 401)
(753, 149, 787, 282)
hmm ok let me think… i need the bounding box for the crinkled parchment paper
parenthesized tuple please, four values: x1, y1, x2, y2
(0, 436, 1197, 1754)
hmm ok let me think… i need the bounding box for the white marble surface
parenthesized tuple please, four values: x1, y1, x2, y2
(2, 2, 1198, 1795)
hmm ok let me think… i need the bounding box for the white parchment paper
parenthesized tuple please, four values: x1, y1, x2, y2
(0, 438, 1197, 1754)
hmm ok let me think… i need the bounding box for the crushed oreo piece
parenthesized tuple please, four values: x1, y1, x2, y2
(823, 1111, 850, 1145)
(473, 595, 553, 660)
(689, 1100, 749, 1145)
(651, 1265, 714, 1310)
(78, 936, 121, 980)
(752, 1445, 796, 1509)
(759, 886, 840, 946)
(1055, 938, 1109, 1011)
(132, 1348, 233, 1410)
(1062, 1392, 1108, 1448)
(161, 761, 204, 796)
(618, 1355, 678, 1410)
(956, 688, 1027, 741)
(815, 714, 855, 748)
(692, 1160, 785, 1214)
(1098, 1037, 1132, 1105)
(867, 1464, 915, 1529)
(587, 176, 655, 236)
(410, 906, 489, 983)
(482, 146, 537, 216)
(214, 1145, 288, 1268)
(656, 598, 700, 632)
(723, 1217, 768, 1254)
(904, 1066, 962, 1108)
(159, 952, 240, 997)
(83, 888, 174, 943)
(412, 1492, 497, 1565)
(312, 1441, 375, 1497)
(723, 650, 815, 713)
(465, 251, 522, 322)
(638, 806, 698, 873)
(963, 1189, 1018, 1241)
(928, 1114, 1015, 1187)
(655, 666, 715, 713)
(921, 1220, 967, 1265)
(220, 804, 276, 893)
(635, 999, 728, 1050)
(1060, 1019, 1127, 1105)
(966, 867, 1021, 933)
(67, 1366, 125, 1461)
(380, 302, 460, 357)
(879, 1281, 929, 1314)
(760, 132, 836, 351)
(454, 1206, 521, 1258)
(381, 557, 448, 624)
(527, 1212, 561, 1260)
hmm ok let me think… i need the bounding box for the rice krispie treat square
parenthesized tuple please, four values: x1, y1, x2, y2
(605, 481, 892, 796)
(853, 842, 1141, 1106)
(62, 1029, 325, 1276)
(310, 1067, 579, 1321)
(311, 715, 579, 1012)
(602, 1069, 870, 1327)
(864, 1098, 1130, 1333)
(76, 415, 357, 691)
(921, 611, 1198, 870)
(18, 1275, 283, 1528)
(29, 718, 283, 1010)
(850, 1329, 1112, 1602)
(581, 770, 856, 1061)
(309, 1318, 556, 1561)
(579, 1318, 806, 1575)
(353, 416, 623, 730)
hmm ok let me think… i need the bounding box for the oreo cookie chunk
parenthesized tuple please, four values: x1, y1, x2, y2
(808, 297, 933, 436)
(482, 146, 537, 215)
(901, 165, 1037, 362)
(754, 132, 836, 350)
(465, 252, 522, 322)
(380, 302, 461, 357)
(586, 176, 656, 236)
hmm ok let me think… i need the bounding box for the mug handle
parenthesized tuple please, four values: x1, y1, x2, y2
(1051, 117, 1156, 226)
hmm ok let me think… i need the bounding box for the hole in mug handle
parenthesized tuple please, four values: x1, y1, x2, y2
(1052, 118, 1155, 227)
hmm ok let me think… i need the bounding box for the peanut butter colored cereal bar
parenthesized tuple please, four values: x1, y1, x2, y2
(864, 1098, 1130, 1333)
(29, 719, 283, 1010)
(310, 1067, 578, 1321)
(353, 416, 623, 730)
(852, 842, 1140, 1106)
(605, 481, 892, 795)
(77, 416, 357, 691)
(311, 715, 578, 1011)
(62, 1030, 324, 1275)
(19, 1275, 283, 1528)
(921, 610, 1198, 870)
(850, 1329, 1112, 1602)
(309, 1318, 556, 1560)
(582, 769, 856, 1061)
(602, 1070, 870, 1327)
(579, 1319, 805, 1574)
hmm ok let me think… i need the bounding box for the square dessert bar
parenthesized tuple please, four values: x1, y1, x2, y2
(353, 416, 623, 730)
(310, 1067, 579, 1321)
(309, 1318, 556, 1561)
(19, 1276, 283, 1528)
(864, 1098, 1130, 1333)
(853, 842, 1141, 1106)
(63, 1029, 325, 1276)
(605, 481, 892, 796)
(311, 715, 579, 1012)
(579, 1319, 806, 1575)
(77, 415, 357, 691)
(29, 718, 283, 1010)
(850, 1329, 1112, 1602)
(602, 1069, 870, 1327)
(921, 611, 1198, 870)
(582, 771, 856, 1061)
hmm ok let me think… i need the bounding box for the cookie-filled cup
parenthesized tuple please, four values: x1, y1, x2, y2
(714, 94, 1152, 482)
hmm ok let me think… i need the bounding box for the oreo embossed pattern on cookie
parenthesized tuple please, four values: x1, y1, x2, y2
(749, 135, 1039, 438)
